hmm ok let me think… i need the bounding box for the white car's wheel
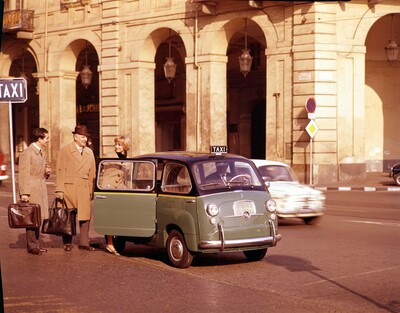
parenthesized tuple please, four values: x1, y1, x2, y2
(395, 174, 400, 186)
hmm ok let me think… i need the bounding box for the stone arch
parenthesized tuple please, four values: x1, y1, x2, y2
(0, 41, 39, 77)
(199, 13, 274, 56)
(132, 23, 190, 62)
(353, 7, 400, 45)
(51, 31, 101, 72)
(364, 11, 400, 171)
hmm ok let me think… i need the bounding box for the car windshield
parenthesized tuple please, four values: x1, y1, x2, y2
(257, 165, 298, 182)
(192, 160, 263, 190)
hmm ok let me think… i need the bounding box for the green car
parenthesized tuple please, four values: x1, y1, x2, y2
(93, 152, 281, 268)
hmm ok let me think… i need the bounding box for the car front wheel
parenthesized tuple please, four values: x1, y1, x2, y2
(166, 230, 193, 268)
(303, 217, 320, 225)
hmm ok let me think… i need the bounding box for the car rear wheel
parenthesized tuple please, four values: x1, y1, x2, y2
(112, 236, 126, 255)
(243, 248, 267, 261)
(395, 174, 400, 186)
(166, 230, 193, 268)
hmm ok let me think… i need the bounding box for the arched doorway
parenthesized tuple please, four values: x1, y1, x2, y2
(154, 30, 186, 152)
(226, 19, 266, 158)
(8, 47, 38, 162)
(365, 13, 400, 172)
(75, 42, 100, 158)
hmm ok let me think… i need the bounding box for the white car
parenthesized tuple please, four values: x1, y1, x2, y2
(0, 150, 9, 186)
(252, 159, 325, 224)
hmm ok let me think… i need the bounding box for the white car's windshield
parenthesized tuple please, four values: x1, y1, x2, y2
(257, 165, 298, 182)
(192, 160, 263, 190)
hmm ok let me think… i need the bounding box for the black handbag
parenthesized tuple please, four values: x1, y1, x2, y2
(41, 198, 77, 236)
(8, 201, 41, 228)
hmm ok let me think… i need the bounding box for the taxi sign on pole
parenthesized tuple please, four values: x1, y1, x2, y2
(0, 78, 27, 103)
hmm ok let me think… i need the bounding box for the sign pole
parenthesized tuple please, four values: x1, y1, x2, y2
(0, 78, 28, 203)
(309, 137, 313, 185)
(8, 101, 16, 203)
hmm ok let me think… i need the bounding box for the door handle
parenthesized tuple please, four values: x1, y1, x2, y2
(95, 195, 107, 199)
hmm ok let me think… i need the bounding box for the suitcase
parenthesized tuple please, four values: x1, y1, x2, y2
(8, 202, 41, 228)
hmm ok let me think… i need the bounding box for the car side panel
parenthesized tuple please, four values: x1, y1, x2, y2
(93, 192, 156, 237)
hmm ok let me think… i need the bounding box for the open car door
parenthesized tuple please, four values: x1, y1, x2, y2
(93, 160, 156, 237)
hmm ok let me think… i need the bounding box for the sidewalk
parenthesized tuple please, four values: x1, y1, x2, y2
(314, 172, 400, 192)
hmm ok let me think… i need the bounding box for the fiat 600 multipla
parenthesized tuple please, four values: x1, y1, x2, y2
(93, 151, 281, 268)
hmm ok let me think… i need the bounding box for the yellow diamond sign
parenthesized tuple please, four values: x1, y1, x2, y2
(306, 120, 318, 139)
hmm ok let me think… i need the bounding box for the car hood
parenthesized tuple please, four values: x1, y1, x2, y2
(267, 181, 323, 196)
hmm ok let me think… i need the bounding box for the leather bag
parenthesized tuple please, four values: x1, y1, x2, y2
(41, 198, 77, 236)
(8, 202, 41, 229)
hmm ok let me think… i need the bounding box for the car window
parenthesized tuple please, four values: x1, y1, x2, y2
(193, 160, 263, 190)
(97, 160, 155, 191)
(161, 163, 192, 194)
(258, 165, 294, 182)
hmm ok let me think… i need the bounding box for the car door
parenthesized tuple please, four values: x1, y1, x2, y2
(93, 160, 157, 237)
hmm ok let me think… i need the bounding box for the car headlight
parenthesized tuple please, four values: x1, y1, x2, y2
(206, 203, 220, 217)
(266, 199, 277, 212)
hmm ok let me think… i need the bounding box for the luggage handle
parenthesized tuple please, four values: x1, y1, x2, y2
(51, 197, 69, 210)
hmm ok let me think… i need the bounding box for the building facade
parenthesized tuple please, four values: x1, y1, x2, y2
(0, 0, 399, 184)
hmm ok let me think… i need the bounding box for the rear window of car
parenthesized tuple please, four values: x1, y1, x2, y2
(97, 160, 155, 191)
(161, 162, 192, 194)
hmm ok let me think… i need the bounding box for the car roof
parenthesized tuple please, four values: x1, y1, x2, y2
(251, 159, 289, 168)
(133, 151, 250, 165)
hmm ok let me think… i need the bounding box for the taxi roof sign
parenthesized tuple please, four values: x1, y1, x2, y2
(211, 146, 227, 155)
(0, 78, 27, 103)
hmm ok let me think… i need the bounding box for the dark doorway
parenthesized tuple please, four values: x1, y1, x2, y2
(251, 100, 266, 159)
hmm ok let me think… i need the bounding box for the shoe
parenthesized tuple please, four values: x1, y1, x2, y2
(106, 246, 120, 256)
(64, 244, 72, 252)
(78, 245, 96, 251)
(39, 247, 47, 253)
(28, 248, 42, 255)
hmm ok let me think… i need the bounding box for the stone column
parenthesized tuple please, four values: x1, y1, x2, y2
(45, 71, 79, 163)
(128, 61, 156, 155)
(196, 54, 227, 153)
(292, 2, 340, 184)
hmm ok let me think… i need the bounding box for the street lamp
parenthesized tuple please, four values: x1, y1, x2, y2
(238, 18, 253, 77)
(80, 42, 93, 89)
(164, 30, 177, 83)
(385, 14, 400, 62)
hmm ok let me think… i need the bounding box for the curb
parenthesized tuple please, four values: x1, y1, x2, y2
(315, 186, 400, 192)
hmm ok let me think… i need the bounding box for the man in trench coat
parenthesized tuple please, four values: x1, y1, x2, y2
(19, 128, 51, 255)
(55, 125, 96, 252)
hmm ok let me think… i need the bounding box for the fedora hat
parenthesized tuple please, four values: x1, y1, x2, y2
(72, 125, 90, 137)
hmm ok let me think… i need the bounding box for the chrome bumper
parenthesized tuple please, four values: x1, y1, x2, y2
(198, 220, 282, 251)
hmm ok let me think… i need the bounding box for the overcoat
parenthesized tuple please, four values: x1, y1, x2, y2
(100, 152, 127, 189)
(55, 142, 96, 221)
(18, 144, 49, 219)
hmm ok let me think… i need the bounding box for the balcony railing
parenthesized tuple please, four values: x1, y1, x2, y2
(3, 9, 34, 33)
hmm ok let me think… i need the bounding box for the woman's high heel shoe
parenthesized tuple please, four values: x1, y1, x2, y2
(106, 246, 120, 256)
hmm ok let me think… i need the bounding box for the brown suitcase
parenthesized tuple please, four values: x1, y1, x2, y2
(8, 202, 41, 228)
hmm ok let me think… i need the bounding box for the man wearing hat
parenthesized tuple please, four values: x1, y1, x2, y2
(55, 125, 96, 252)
